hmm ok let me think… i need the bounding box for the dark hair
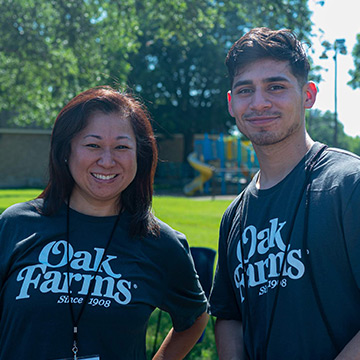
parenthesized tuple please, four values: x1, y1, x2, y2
(39, 86, 159, 237)
(226, 27, 310, 87)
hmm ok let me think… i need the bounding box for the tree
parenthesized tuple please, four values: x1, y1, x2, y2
(128, 0, 314, 160)
(1, 0, 316, 162)
(0, 0, 139, 128)
(348, 33, 360, 89)
(306, 109, 360, 155)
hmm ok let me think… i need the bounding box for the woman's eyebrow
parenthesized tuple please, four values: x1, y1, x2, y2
(83, 134, 132, 140)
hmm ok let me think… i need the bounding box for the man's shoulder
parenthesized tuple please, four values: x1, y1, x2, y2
(322, 147, 360, 174)
(326, 147, 360, 161)
(311, 146, 360, 190)
(223, 193, 243, 219)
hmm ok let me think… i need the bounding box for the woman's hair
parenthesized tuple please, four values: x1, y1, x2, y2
(39, 86, 159, 237)
(226, 27, 310, 88)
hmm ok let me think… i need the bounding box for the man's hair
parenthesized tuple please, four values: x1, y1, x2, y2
(39, 86, 159, 238)
(226, 27, 310, 87)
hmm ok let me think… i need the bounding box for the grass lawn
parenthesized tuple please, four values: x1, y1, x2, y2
(0, 188, 43, 213)
(0, 189, 235, 359)
(0, 189, 233, 251)
(153, 196, 233, 250)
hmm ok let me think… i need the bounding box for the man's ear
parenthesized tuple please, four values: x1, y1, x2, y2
(227, 90, 235, 117)
(304, 81, 317, 109)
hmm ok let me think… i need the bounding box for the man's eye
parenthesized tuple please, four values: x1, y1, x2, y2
(237, 88, 253, 94)
(269, 85, 285, 91)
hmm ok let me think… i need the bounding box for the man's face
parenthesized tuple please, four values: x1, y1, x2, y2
(228, 58, 316, 147)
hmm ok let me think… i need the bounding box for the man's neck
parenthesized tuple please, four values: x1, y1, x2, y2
(254, 134, 314, 190)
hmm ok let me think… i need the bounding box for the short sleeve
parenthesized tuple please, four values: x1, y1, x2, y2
(0, 214, 7, 289)
(159, 228, 208, 332)
(0, 205, 20, 289)
(209, 197, 242, 321)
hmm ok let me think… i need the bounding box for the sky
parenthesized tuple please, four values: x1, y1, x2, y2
(309, 0, 360, 137)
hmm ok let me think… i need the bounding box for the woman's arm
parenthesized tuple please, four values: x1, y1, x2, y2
(152, 312, 209, 360)
(335, 330, 360, 360)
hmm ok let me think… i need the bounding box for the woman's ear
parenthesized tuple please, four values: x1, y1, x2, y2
(227, 90, 235, 117)
(304, 81, 317, 109)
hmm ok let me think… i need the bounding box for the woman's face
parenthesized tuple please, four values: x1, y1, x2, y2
(68, 111, 137, 216)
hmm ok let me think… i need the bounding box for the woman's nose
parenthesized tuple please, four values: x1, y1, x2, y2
(97, 149, 116, 167)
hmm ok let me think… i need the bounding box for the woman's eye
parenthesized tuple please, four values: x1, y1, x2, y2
(86, 143, 99, 148)
(116, 145, 129, 150)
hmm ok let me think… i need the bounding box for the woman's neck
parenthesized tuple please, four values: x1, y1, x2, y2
(68, 193, 120, 217)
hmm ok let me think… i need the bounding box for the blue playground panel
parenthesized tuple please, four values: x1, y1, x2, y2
(191, 133, 258, 195)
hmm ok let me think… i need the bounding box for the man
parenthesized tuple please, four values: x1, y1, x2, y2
(209, 27, 360, 359)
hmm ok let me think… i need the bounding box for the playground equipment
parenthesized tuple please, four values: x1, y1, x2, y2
(183, 133, 258, 196)
(183, 153, 215, 196)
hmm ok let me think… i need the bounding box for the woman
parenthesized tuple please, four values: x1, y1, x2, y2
(0, 86, 208, 360)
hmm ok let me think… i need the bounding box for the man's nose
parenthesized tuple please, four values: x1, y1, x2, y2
(249, 90, 272, 112)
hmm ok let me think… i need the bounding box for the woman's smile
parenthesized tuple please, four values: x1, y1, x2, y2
(68, 111, 137, 215)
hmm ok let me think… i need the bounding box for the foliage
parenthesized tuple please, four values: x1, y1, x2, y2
(348, 33, 360, 89)
(128, 0, 314, 158)
(0, 0, 314, 160)
(306, 109, 360, 155)
(146, 309, 217, 359)
(0, 0, 139, 128)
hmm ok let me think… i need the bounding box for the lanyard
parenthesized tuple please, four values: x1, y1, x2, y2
(66, 199, 121, 359)
(237, 145, 327, 359)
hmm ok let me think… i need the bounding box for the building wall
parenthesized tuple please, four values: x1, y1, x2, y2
(0, 129, 185, 188)
(0, 129, 51, 188)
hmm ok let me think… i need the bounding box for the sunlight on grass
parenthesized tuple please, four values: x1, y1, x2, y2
(153, 196, 233, 250)
(0, 190, 233, 252)
(0, 189, 42, 213)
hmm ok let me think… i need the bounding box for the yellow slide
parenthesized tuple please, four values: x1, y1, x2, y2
(183, 153, 214, 196)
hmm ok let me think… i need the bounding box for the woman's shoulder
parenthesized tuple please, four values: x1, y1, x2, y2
(1, 198, 43, 221)
(150, 218, 191, 254)
(156, 218, 186, 242)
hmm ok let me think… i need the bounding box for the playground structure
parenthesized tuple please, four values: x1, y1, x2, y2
(183, 133, 259, 196)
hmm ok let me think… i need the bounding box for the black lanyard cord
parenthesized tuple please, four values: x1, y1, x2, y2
(303, 182, 341, 353)
(238, 145, 328, 359)
(66, 197, 121, 357)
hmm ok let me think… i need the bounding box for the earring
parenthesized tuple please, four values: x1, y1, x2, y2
(65, 159, 68, 164)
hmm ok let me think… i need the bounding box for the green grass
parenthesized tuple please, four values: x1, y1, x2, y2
(0, 188, 43, 213)
(0, 189, 234, 359)
(153, 196, 232, 250)
(0, 190, 233, 251)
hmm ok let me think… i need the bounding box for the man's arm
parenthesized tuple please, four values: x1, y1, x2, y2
(335, 330, 360, 360)
(215, 318, 245, 360)
(152, 312, 209, 360)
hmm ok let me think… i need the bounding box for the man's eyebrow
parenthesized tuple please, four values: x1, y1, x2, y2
(264, 76, 290, 83)
(232, 79, 253, 89)
(232, 76, 291, 90)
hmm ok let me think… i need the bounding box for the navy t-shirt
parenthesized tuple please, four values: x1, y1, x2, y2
(0, 200, 207, 359)
(210, 143, 360, 359)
